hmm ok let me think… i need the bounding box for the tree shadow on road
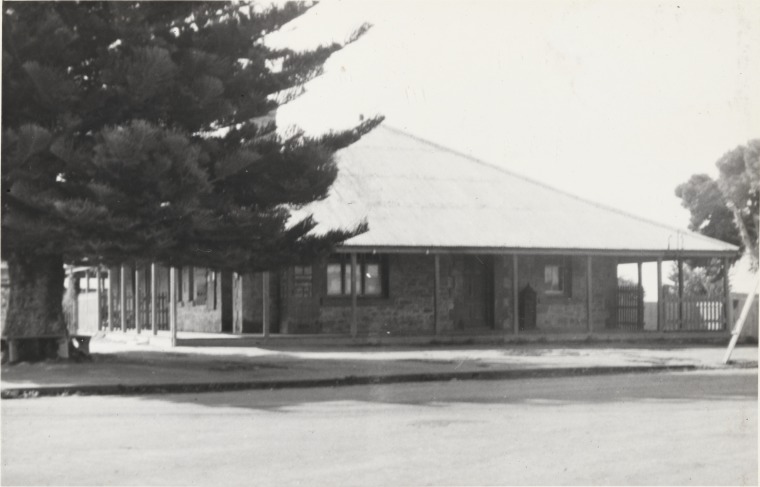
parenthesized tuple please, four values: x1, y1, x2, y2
(122, 369, 758, 414)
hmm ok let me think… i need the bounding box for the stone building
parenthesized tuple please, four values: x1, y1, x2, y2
(74, 125, 739, 343)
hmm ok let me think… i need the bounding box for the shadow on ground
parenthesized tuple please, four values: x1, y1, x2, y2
(102, 369, 759, 414)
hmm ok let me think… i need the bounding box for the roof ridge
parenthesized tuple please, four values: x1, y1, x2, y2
(378, 124, 738, 252)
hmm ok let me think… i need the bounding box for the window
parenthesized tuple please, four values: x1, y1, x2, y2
(544, 265, 563, 293)
(544, 261, 571, 296)
(293, 265, 313, 298)
(326, 255, 386, 297)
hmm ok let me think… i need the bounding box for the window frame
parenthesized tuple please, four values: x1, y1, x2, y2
(543, 259, 572, 297)
(293, 265, 313, 298)
(325, 254, 388, 298)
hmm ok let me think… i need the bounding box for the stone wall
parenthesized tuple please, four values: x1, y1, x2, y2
(250, 253, 619, 336)
(507, 255, 617, 332)
(177, 302, 221, 332)
(318, 254, 443, 336)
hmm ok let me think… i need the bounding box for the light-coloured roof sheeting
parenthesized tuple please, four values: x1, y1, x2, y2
(293, 125, 738, 255)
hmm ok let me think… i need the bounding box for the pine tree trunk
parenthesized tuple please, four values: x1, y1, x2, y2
(2, 253, 67, 339)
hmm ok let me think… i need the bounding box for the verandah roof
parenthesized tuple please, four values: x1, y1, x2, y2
(293, 125, 738, 258)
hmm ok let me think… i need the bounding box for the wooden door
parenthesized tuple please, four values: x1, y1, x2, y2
(453, 256, 493, 330)
(282, 265, 321, 334)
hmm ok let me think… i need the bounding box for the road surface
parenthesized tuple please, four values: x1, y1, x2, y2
(2, 369, 756, 486)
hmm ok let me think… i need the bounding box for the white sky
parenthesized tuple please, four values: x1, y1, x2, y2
(270, 0, 760, 231)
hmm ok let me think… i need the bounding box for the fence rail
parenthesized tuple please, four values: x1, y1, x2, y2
(662, 296, 725, 331)
(613, 285, 726, 333)
(98, 292, 169, 331)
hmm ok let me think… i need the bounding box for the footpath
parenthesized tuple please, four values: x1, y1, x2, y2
(1, 336, 757, 398)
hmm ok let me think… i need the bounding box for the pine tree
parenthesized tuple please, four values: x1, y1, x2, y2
(2, 2, 381, 340)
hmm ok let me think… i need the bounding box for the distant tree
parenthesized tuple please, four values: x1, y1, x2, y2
(675, 139, 759, 271)
(2, 2, 381, 341)
(667, 262, 724, 297)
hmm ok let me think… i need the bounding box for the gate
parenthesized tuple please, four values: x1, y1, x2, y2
(616, 284, 643, 331)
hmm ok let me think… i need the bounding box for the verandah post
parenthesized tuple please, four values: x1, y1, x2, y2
(677, 259, 684, 329)
(512, 254, 519, 334)
(120, 264, 126, 332)
(656, 258, 662, 331)
(107, 266, 114, 332)
(586, 256, 593, 333)
(134, 265, 142, 333)
(637, 261, 643, 329)
(67, 265, 77, 331)
(169, 267, 177, 347)
(262, 271, 270, 338)
(350, 253, 358, 338)
(95, 266, 102, 330)
(434, 254, 440, 335)
(151, 263, 157, 335)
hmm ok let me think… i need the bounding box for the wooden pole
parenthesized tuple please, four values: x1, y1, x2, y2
(723, 257, 733, 333)
(107, 266, 114, 332)
(262, 272, 270, 338)
(723, 279, 759, 364)
(656, 258, 663, 331)
(677, 259, 684, 329)
(350, 253, 358, 338)
(170, 267, 178, 347)
(67, 266, 77, 332)
(120, 265, 126, 332)
(512, 254, 519, 334)
(586, 256, 593, 333)
(434, 254, 440, 335)
(637, 262, 643, 329)
(95, 267, 102, 331)
(151, 263, 157, 335)
(134, 265, 142, 333)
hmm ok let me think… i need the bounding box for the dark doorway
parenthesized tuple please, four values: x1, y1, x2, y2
(519, 284, 537, 330)
(453, 255, 493, 330)
(220, 271, 233, 333)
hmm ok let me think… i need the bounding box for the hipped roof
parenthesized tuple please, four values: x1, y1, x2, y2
(294, 125, 738, 257)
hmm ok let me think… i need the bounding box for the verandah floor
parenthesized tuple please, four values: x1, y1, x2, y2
(97, 328, 734, 348)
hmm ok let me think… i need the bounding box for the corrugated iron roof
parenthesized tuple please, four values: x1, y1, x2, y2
(292, 125, 738, 255)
